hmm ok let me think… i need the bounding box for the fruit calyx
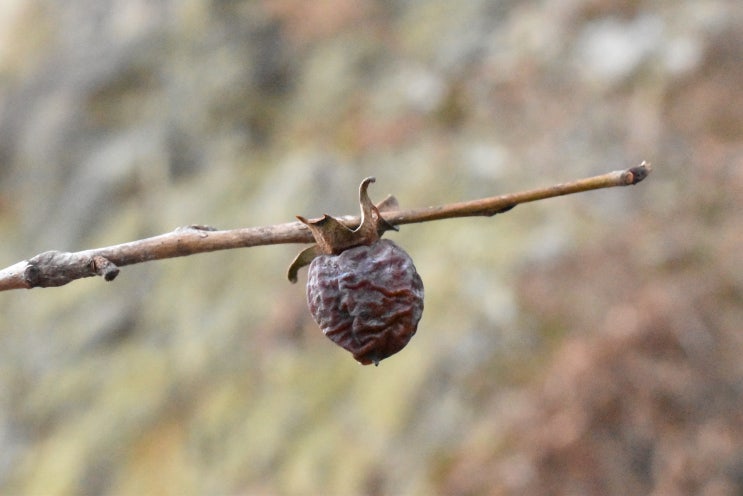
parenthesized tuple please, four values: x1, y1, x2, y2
(288, 177, 398, 282)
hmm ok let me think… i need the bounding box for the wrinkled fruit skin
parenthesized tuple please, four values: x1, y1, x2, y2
(306, 239, 424, 365)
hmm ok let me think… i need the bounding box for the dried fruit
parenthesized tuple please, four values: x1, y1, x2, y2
(288, 178, 424, 365)
(306, 239, 424, 365)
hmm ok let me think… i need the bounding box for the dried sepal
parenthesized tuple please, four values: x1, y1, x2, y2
(287, 245, 320, 284)
(287, 177, 398, 282)
(375, 194, 399, 213)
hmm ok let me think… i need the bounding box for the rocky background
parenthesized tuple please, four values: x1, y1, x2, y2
(0, 0, 741, 494)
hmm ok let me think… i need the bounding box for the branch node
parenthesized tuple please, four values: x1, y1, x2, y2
(25, 250, 95, 288)
(483, 204, 516, 217)
(92, 256, 120, 281)
(175, 224, 219, 238)
(24, 263, 41, 288)
(624, 161, 652, 185)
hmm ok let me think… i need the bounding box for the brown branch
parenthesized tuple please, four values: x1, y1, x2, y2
(0, 161, 651, 291)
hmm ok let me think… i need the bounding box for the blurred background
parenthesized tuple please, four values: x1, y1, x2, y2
(0, 0, 741, 494)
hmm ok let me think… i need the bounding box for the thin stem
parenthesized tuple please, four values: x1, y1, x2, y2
(385, 162, 651, 225)
(0, 162, 651, 291)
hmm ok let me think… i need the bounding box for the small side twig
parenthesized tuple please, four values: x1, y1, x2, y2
(0, 162, 651, 292)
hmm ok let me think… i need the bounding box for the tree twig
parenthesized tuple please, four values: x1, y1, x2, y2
(0, 162, 651, 291)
